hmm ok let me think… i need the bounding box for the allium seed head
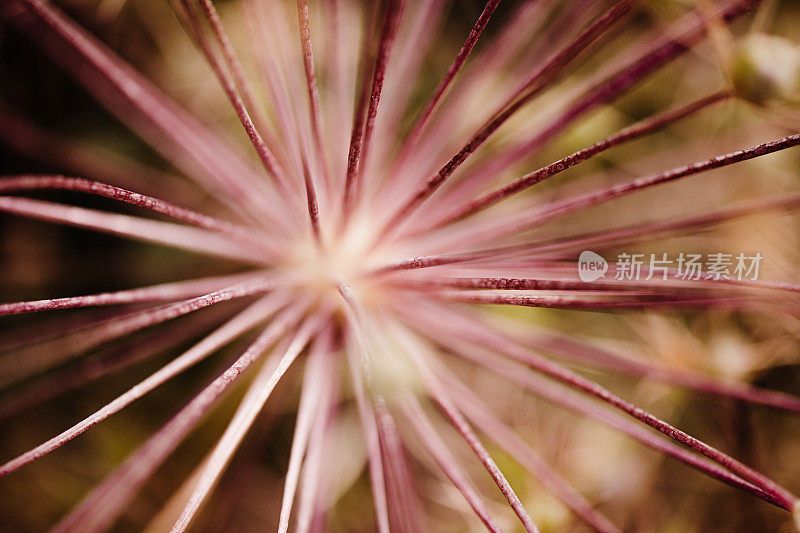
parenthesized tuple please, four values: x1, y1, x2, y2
(1, 0, 800, 531)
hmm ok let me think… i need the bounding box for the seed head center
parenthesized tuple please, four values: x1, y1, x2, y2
(287, 217, 387, 308)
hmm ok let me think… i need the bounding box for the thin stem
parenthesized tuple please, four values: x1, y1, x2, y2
(379, 0, 634, 238)
(343, 0, 404, 212)
(375, 404, 424, 532)
(342, 1, 381, 211)
(172, 0, 295, 202)
(0, 175, 277, 253)
(435, 290, 752, 310)
(296, 0, 332, 196)
(436, 328, 785, 507)
(10, 0, 281, 224)
(301, 157, 323, 244)
(243, 0, 307, 185)
(406, 304, 799, 509)
(0, 271, 261, 316)
(394, 275, 720, 295)
(0, 275, 279, 389)
(172, 314, 326, 532)
(345, 347, 391, 533)
(277, 337, 332, 533)
(401, 395, 503, 531)
(0, 294, 297, 478)
(444, 374, 621, 533)
(402, 0, 503, 149)
(479, 191, 800, 259)
(295, 366, 336, 533)
(0, 196, 270, 264)
(376, 0, 558, 208)
(0, 310, 225, 422)
(506, 133, 800, 234)
(194, 0, 288, 168)
(360, 0, 447, 206)
(429, 92, 731, 231)
(383, 135, 800, 257)
(513, 325, 800, 414)
(395, 301, 789, 509)
(51, 311, 303, 533)
(0, 106, 208, 212)
(0, 275, 277, 386)
(408, 326, 622, 532)
(447, 0, 762, 200)
(340, 284, 391, 533)
(396, 328, 539, 532)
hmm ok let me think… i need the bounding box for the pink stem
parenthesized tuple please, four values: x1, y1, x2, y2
(472, 191, 800, 259)
(10, 0, 281, 225)
(342, 2, 382, 211)
(394, 301, 789, 509)
(444, 375, 622, 533)
(345, 347, 391, 533)
(404, 303, 798, 510)
(0, 271, 262, 316)
(0, 106, 209, 212)
(375, 405, 425, 532)
(295, 362, 337, 533)
(400, 395, 502, 532)
(192, 0, 286, 164)
(376, 0, 557, 208)
(172, 313, 327, 532)
(295, 0, 332, 196)
(51, 310, 304, 533)
(0, 175, 276, 253)
(343, 0, 404, 212)
(0, 308, 226, 422)
(301, 158, 323, 244)
(278, 335, 332, 533)
(393, 276, 725, 295)
(379, 0, 634, 238)
(0, 195, 270, 263)
(400, 331, 539, 532)
(340, 285, 391, 533)
(434, 290, 753, 310)
(243, 0, 306, 185)
(428, 92, 731, 231)
(515, 327, 800, 414)
(362, 0, 446, 204)
(0, 294, 298, 478)
(0, 274, 279, 388)
(430, 328, 786, 508)
(402, 0, 503, 149)
(383, 135, 800, 257)
(447, 0, 762, 201)
(481, 134, 800, 239)
(172, 0, 295, 203)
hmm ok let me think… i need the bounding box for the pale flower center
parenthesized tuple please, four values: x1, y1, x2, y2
(284, 211, 393, 309)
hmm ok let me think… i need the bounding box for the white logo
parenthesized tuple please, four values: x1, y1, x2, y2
(578, 251, 607, 282)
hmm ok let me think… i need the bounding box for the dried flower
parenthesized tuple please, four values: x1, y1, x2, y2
(1, 0, 800, 531)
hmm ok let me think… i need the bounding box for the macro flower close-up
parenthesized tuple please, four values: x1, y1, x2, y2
(2, 0, 800, 530)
